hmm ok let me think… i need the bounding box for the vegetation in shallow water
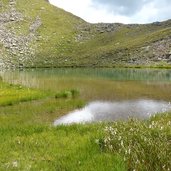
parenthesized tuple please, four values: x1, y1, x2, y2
(0, 76, 171, 170)
(0, 80, 47, 106)
(55, 89, 80, 99)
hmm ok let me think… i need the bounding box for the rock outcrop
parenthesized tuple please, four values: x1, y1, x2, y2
(0, 0, 42, 68)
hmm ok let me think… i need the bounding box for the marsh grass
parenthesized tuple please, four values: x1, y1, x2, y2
(0, 124, 126, 171)
(0, 80, 126, 171)
(0, 81, 47, 106)
(101, 113, 171, 171)
(55, 89, 80, 99)
(0, 78, 171, 170)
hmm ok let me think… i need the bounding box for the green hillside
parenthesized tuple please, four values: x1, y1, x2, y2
(0, 0, 171, 68)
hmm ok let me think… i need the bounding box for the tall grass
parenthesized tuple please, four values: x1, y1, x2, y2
(101, 113, 171, 171)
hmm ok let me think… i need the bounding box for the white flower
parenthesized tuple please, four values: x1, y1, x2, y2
(12, 161, 18, 168)
(121, 140, 124, 147)
(128, 148, 131, 154)
(109, 145, 113, 150)
(118, 136, 122, 140)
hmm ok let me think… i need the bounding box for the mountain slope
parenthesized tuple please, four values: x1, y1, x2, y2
(0, 0, 171, 68)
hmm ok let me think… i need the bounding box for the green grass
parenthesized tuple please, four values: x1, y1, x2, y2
(0, 79, 171, 170)
(0, 97, 171, 171)
(101, 113, 171, 171)
(0, 74, 171, 171)
(0, 125, 127, 171)
(0, 80, 126, 171)
(0, 80, 47, 106)
(55, 89, 80, 99)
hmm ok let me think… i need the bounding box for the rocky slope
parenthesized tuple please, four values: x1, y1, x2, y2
(0, 0, 171, 68)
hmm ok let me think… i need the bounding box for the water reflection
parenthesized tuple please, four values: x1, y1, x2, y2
(1, 68, 171, 101)
(54, 100, 171, 125)
(1, 68, 171, 82)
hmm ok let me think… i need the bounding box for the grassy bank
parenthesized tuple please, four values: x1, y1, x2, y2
(0, 80, 126, 171)
(0, 79, 47, 106)
(0, 80, 170, 170)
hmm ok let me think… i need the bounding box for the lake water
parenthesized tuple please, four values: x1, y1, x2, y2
(1, 68, 171, 124)
(54, 100, 171, 125)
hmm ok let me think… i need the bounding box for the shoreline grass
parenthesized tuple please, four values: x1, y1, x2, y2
(0, 112, 170, 170)
(101, 113, 171, 171)
(0, 80, 170, 170)
(6, 64, 171, 70)
(0, 80, 48, 106)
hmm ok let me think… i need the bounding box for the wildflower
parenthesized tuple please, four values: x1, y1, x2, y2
(136, 160, 140, 164)
(104, 138, 108, 144)
(128, 148, 131, 154)
(130, 128, 133, 131)
(121, 140, 124, 147)
(109, 126, 114, 131)
(12, 161, 18, 168)
(118, 136, 122, 140)
(109, 145, 113, 150)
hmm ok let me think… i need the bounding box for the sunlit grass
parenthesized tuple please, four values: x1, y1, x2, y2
(0, 80, 47, 106)
(0, 73, 171, 170)
(0, 124, 126, 171)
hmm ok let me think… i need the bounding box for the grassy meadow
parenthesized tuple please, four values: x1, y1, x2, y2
(0, 76, 171, 171)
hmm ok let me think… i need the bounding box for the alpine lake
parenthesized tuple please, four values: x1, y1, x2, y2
(1, 68, 171, 125)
